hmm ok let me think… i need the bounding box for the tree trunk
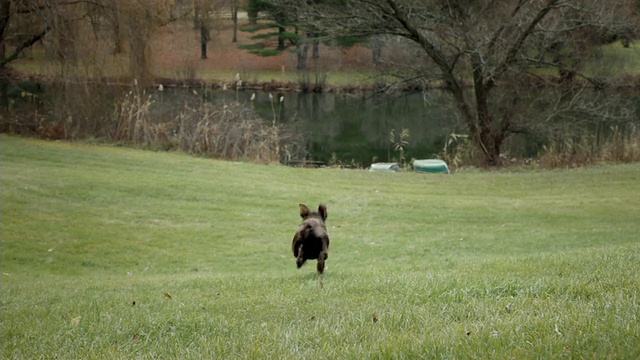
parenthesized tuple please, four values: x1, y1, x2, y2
(113, 20, 123, 54)
(471, 52, 504, 166)
(297, 41, 308, 70)
(231, 4, 238, 43)
(476, 98, 503, 166)
(248, 9, 258, 25)
(371, 41, 381, 64)
(200, 23, 208, 59)
(277, 26, 285, 50)
(127, 22, 151, 83)
(1, 80, 7, 112)
(306, 32, 319, 58)
(111, 0, 123, 54)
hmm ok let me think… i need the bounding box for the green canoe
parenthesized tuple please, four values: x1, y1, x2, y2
(412, 159, 449, 174)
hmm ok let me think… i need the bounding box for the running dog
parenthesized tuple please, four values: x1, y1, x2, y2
(292, 203, 330, 274)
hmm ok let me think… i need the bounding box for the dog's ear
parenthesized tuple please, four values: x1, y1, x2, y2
(299, 204, 311, 219)
(318, 204, 328, 222)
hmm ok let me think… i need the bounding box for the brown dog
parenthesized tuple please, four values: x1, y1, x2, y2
(292, 204, 330, 274)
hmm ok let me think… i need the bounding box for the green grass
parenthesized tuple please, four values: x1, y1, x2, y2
(1, 135, 639, 359)
(588, 41, 640, 76)
(10, 40, 640, 85)
(10, 57, 376, 89)
(193, 68, 376, 87)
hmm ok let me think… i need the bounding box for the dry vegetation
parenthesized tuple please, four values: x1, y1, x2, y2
(113, 87, 305, 163)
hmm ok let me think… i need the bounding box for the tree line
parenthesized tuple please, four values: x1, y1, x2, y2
(1, 0, 639, 166)
(270, 0, 640, 165)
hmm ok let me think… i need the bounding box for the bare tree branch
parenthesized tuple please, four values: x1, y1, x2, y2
(1, 26, 51, 68)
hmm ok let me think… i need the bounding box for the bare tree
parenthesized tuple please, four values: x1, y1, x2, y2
(1, 1, 58, 69)
(273, 0, 639, 166)
(1, 0, 183, 80)
(193, 0, 234, 60)
(0, 1, 113, 73)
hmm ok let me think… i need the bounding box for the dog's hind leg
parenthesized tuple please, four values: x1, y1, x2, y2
(317, 238, 329, 273)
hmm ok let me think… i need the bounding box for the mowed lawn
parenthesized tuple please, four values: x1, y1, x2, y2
(1, 135, 639, 359)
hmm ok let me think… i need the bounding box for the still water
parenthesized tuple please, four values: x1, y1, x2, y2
(2, 81, 638, 167)
(231, 90, 462, 166)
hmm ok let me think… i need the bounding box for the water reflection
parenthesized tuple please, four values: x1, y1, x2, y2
(2, 81, 638, 167)
(239, 90, 462, 166)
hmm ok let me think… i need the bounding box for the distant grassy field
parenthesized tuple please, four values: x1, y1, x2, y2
(8, 48, 379, 88)
(8, 17, 640, 87)
(589, 41, 640, 76)
(6, 20, 378, 88)
(1, 135, 639, 359)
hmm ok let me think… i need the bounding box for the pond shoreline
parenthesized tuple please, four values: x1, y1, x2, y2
(4, 67, 640, 96)
(1, 69, 440, 94)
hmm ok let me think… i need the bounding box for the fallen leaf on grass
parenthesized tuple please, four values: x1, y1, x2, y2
(70, 316, 81, 327)
(163, 292, 172, 300)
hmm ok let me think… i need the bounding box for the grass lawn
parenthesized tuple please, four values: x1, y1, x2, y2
(1, 135, 639, 359)
(588, 41, 640, 77)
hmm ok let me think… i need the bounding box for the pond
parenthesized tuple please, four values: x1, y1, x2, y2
(2, 80, 638, 167)
(228, 90, 463, 166)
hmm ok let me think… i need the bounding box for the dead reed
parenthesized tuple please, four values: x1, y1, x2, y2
(112, 88, 305, 163)
(539, 124, 640, 167)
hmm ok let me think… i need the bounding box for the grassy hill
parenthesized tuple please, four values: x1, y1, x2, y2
(2, 135, 639, 358)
